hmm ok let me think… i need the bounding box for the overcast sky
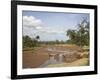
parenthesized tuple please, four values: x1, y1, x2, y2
(22, 11, 89, 41)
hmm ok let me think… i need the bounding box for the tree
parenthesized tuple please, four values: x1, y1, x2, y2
(56, 40, 60, 44)
(66, 19, 89, 47)
(23, 35, 41, 48)
(36, 35, 40, 41)
(67, 30, 77, 44)
(23, 35, 34, 48)
(35, 35, 40, 46)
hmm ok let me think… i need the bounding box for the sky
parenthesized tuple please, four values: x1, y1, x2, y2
(22, 11, 89, 41)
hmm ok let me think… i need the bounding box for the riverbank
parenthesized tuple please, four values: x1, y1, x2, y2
(23, 44, 89, 68)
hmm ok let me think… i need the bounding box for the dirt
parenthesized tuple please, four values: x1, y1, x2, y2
(23, 48, 49, 68)
(23, 44, 89, 68)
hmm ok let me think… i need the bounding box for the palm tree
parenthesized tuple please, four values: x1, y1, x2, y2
(36, 35, 40, 40)
(35, 35, 40, 46)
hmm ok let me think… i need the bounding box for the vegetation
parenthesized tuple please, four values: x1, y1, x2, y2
(23, 35, 40, 48)
(66, 19, 89, 47)
(23, 19, 89, 50)
(23, 35, 67, 48)
(23, 19, 90, 68)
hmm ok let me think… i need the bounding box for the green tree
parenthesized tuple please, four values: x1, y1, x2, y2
(67, 30, 77, 44)
(35, 35, 40, 46)
(66, 19, 89, 47)
(23, 35, 34, 48)
(36, 35, 40, 40)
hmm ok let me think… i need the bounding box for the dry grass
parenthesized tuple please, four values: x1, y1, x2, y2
(47, 58, 89, 67)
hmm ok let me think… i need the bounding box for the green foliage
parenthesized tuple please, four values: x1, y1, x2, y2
(66, 19, 89, 47)
(23, 36, 34, 48)
(23, 35, 40, 48)
(36, 35, 40, 40)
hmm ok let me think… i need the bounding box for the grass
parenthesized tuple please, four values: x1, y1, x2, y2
(82, 46, 89, 51)
(47, 58, 89, 67)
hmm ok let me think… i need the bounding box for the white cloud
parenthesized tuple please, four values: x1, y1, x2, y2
(40, 29, 65, 34)
(23, 16, 66, 34)
(23, 16, 43, 29)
